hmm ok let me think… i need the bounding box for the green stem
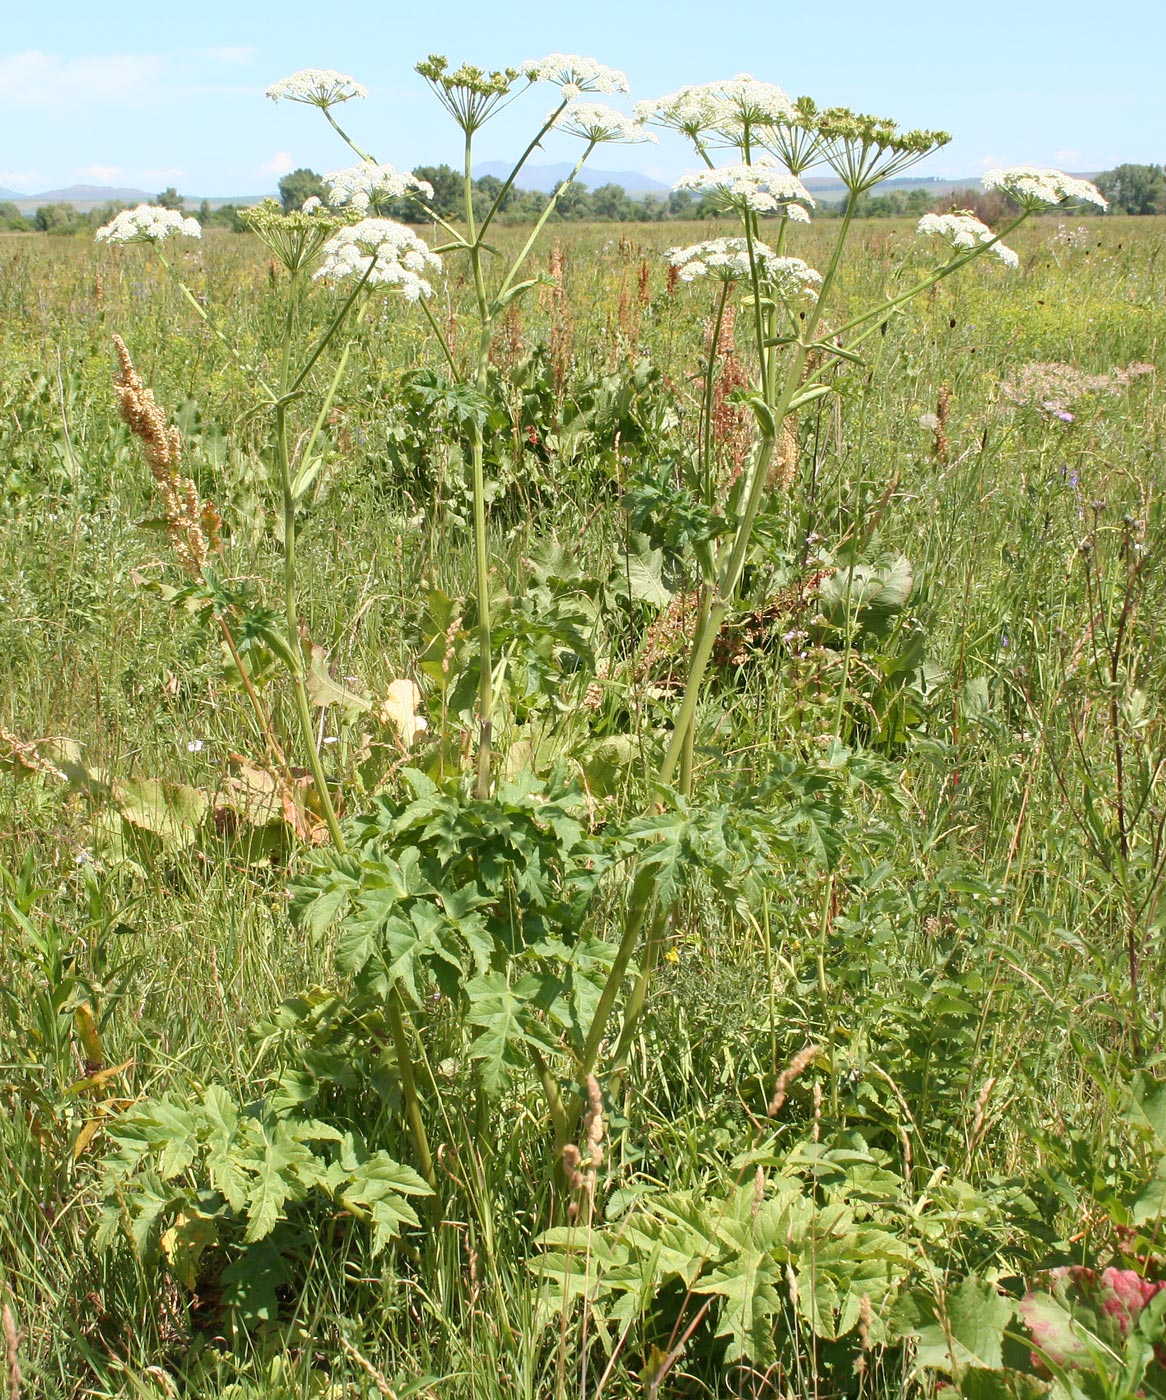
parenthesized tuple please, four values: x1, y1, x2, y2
(386, 991, 437, 1191)
(494, 141, 597, 308)
(476, 103, 567, 243)
(700, 283, 731, 504)
(419, 296, 459, 377)
(155, 249, 276, 400)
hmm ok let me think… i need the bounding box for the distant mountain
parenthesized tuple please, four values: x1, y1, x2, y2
(0, 186, 25, 200)
(473, 161, 670, 195)
(30, 183, 157, 203)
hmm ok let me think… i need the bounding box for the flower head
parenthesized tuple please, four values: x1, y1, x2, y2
(265, 69, 368, 107)
(982, 166, 1107, 211)
(767, 256, 822, 301)
(325, 162, 433, 213)
(664, 239, 821, 300)
(522, 53, 630, 94)
(665, 236, 772, 283)
(673, 159, 813, 214)
(785, 203, 812, 223)
(313, 219, 443, 300)
(95, 205, 202, 245)
(415, 55, 519, 132)
(813, 106, 950, 192)
(637, 74, 795, 149)
(917, 211, 1019, 266)
(552, 102, 656, 144)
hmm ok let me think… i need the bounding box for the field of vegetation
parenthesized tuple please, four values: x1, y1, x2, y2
(1, 99, 1165, 1398)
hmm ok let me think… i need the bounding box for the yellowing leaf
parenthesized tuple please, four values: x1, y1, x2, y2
(161, 1211, 219, 1290)
(378, 679, 426, 747)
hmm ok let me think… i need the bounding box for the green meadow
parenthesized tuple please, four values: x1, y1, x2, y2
(1, 210, 1165, 1399)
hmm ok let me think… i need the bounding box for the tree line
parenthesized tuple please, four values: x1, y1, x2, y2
(3, 162, 1162, 237)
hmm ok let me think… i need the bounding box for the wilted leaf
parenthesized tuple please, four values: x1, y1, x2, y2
(378, 679, 426, 747)
(161, 1211, 218, 1290)
(112, 776, 209, 849)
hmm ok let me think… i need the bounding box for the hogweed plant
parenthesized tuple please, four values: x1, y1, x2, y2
(274, 54, 653, 799)
(93, 54, 1115, 1311)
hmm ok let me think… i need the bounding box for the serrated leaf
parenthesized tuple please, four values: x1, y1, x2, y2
(693, 1245, 783, 1365)
(904, 1277, 1015, 1375)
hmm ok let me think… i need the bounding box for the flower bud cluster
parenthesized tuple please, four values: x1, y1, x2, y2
(95, 205, 201, 245)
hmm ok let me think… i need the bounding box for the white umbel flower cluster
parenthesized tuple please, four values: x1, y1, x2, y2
(665, 236, 774, 283)
(265, 69, 368, 106)
(916, 212, 1019, 267)
(325, 163, 434, 212)
(637, 75, 796, 146)
(552, 102, 656, 144)
(982, 167, 1107, 211)
(521, 53, 630, 94)
(665, 239, 821, 299)
(313, 219, 443, 301)
(95, 205, 202, 245)
(673, 159, 813, 214)
(786, 204, 812, 223)
(767, 255, 823, 300)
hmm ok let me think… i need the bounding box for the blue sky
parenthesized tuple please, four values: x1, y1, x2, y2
(3, 1, 1163, 196)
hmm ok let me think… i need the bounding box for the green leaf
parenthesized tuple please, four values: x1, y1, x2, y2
(693, 1245, 784, 1366)
(623, 549, 675, 607)
(903, 1277, 1015, 1375)
(112, 777, 209, 849)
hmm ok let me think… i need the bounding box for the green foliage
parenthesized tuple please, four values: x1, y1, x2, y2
(1097, 163, 1166, 215)
(277, 167, 328, 213)
(96, 1082, 430, 1324)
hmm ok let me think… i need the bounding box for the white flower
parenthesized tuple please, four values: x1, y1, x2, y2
(767, 255, 822, 300)
(265, 69, 368, 107)
(95, 205, 202, 245)
(666, 236, 771, 282)
(916, 211, 1019, 266)
(186, 739, 205, 753)
(673, 158, 813, 214)
(325, 162, 434, 212)
(665, 239, 821, 299)
(785, 203, 812, 223)
(301, 195, 323, 214)
(982, 166, 1107, 211)
(521, 53, 630, 95)
(552, 102, 656, 144)
(638, 75, 795, 146)
(314, 219, 443, 300)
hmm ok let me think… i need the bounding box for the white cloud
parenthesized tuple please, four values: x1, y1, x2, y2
(0, 46, 261, 113)
(260, 151, 296, 178)
(77, 163, 124, 180)
(0, 50, 167, 111)
(1, 170, 39, 190)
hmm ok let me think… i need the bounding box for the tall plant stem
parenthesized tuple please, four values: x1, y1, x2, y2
(576, 198, 866, 1110)
(386, 992, 437, 1191)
